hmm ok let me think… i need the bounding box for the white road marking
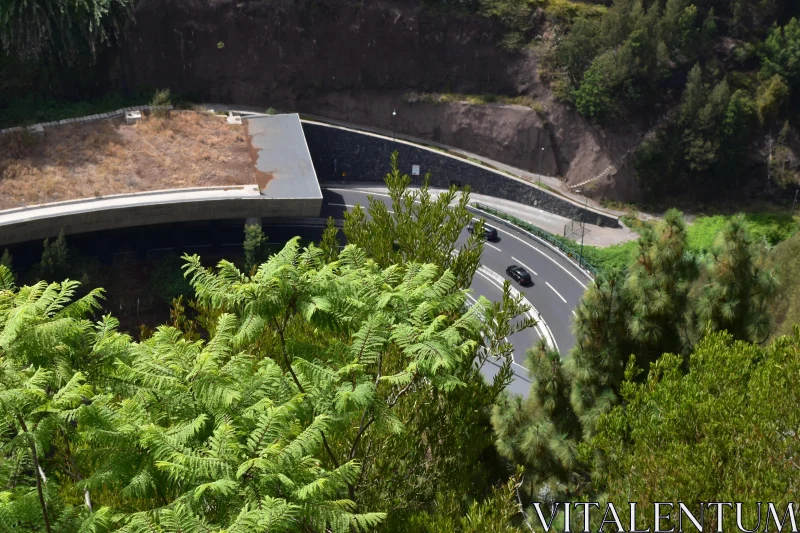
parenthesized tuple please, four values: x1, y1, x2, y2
(510, 256, 538, 276)
(484, 242, 501, 252)
(328, 203, 355, 208)
(494, 227, 588, 289)
(546, 282, 567, 304)
(572, 310, 577, 318)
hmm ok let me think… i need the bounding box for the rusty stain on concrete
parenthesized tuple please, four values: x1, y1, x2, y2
(246, 129, 276, 190)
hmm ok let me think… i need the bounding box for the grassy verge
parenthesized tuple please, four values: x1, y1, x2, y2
(586, 212, 799, 272)
(481, 205, 800, 277)
(402, 91, 545, 114)
(686, 213, 799, 253)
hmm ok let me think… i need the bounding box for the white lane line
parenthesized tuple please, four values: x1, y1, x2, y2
(476, 266, 559, 353)
(510, 256, 538, 276)
(494, 227, 587, 289)
(485, 242, 502, 252)
(329, 203, 355, 208)
(482, 355, 532, 379)
(333, 189, 392, 199)
(572, 310, 577, 318)
(546, 282, 567, 304)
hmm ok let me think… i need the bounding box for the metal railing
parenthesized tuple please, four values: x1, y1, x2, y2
(469, 202, 598, 277)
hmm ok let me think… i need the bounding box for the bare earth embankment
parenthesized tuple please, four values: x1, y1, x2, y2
(0, 111, 253, 211)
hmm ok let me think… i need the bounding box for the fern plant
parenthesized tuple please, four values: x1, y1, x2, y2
(0, 226, 532, 532)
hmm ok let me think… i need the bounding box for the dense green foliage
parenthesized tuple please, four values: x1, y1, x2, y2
(243, 224, 270, 273)
(344, 153, 486, 290)
(39, 230, 70, 281)
(767, 229, 800, 338)
(591, 328, 800, 527)
(0, 159, 542, 532)
(541, 0, 800, 200)
(0, 235, 527, 532)
(0, 0, 132, 62)
(584, 211, 799, 274)
(492, 211, 777, 500)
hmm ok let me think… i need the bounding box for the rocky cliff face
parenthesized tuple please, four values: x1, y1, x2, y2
(122, 0, 641, 200)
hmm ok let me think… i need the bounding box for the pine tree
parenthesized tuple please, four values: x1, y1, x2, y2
(492, 339, 580, 495)
(624, 208, 697, 364)
(695, 215, 777, 342)
(566, 269, 631, 437)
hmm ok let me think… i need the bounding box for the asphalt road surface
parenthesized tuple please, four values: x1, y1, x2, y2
(320, 187, 592, 396)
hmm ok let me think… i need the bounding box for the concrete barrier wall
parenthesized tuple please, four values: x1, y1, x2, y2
(0, 189, 322, 246)
(302, 121, 620, 228)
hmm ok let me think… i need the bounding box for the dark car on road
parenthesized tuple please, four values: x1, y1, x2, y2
(506, 265, 533, 286)
(467, 221, 499, 242)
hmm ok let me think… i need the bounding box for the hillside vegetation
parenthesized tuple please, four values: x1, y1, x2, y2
(768, 229, 800, 338)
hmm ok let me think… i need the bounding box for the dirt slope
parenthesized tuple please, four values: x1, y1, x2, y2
(116, 0, 641, 200)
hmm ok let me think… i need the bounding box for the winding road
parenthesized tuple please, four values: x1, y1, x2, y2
(320, 187, 592, 396)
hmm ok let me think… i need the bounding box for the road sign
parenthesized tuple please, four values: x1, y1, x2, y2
(412, 165, 420, 176)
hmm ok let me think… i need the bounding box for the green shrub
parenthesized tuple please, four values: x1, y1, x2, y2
(40, 230, 70, 281)
(150, 88, 172, 118)
(244, 224, 269, 272)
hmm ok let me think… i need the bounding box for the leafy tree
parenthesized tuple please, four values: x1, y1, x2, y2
(589, 328, 800, 528)
(694, 215, 778, 342)
(755, 74, 790, 124)
(574, 52, 620, 121)
(399, 472, 526, 532)
(761, 18, 800, 91)
(243, 222, 269, 272)
(40, 229, 70, 281)
(343, 151, 485, 290)
(0, 223, 531, 532)
(150, 88, 172, 118)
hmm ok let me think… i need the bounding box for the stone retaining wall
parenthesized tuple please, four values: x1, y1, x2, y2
(0, 105, 173, 136)
(302, 122, 619, 228)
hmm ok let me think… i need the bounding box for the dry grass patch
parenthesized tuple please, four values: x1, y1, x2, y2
(0, 111, 253, 210)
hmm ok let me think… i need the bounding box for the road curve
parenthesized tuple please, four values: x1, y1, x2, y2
(320, 187, 592, 396)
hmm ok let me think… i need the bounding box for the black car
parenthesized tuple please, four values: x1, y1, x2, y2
(506, 265, 533, 286)
(467, 221, 499, 242)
